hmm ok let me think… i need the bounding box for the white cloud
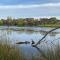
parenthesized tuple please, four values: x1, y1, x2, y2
(0, 3, 60, 9)
(0, 3, 60, 18)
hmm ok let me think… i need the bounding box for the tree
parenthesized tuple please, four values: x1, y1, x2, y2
(17, 18, 25, 26)
(0, 20, 3, 25)
(6, 17, 13, 26)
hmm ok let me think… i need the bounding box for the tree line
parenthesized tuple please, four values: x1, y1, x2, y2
(0, 17, 60, 26)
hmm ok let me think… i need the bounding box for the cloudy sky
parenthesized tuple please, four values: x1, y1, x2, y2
(0, 0, 60, 19)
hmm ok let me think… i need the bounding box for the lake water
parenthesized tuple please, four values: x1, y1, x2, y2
(0, 26, 60, 60)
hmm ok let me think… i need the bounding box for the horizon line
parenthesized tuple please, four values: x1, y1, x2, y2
(0, 16, 60, 19)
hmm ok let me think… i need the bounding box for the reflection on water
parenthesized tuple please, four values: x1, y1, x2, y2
(0, 26, 60, 60)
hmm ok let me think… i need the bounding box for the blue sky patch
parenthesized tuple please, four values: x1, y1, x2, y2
(0, 0, 60, 18)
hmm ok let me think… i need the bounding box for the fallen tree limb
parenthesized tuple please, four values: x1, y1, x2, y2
(16, 27, 60, 46)
(35, 27, 60, 46)
(16, 41, 30, 44)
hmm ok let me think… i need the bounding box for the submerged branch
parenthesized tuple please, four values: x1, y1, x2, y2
(33, 45, 48, 60)
(16, 41, 30, 44)
(35, 27, 60, 46)
(16, 27, 60, 47)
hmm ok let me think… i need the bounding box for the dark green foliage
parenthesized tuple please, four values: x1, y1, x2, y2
(0, 17, 60, 27)
(0, 20, 3, 25)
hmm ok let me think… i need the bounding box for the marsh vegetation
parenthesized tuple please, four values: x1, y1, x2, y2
(0, 26, 59, 60)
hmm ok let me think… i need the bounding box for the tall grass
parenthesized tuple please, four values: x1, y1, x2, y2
(0, 40, 60, 60)
(44, 44, 60, 60)
(32, 43, 60, 60)
(31, 43, 60, 60)
(0, 43, 25, 60)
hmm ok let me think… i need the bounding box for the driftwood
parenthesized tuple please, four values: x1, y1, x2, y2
(35, 27, 60, 46)
(16, 41, 30, 44)
(16, 27, 60, 59)
(16, 27, 60, 47)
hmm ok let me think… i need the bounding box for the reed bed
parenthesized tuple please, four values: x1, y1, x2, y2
(0, 43, 25, 60)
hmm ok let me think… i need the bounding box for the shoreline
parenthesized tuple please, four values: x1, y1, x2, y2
(0, 25, 60, 28)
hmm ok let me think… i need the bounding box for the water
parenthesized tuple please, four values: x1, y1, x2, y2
(0, 26, 60, 60)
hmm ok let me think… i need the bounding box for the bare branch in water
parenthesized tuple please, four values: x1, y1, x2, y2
(16, 27, 60, 47)
(35, 27, 60, 46)
(16, 41, 30, 44)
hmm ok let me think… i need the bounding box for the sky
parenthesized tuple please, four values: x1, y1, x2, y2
(0, 0, 60, 19)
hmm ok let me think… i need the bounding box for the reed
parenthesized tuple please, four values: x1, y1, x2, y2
(0, 43, 25, 60)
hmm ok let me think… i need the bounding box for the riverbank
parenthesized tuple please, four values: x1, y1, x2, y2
(38, 24, 60, 27)
(0, 24, 60, 28)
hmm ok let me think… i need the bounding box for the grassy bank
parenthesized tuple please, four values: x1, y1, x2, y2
(38, 24, 60, 27)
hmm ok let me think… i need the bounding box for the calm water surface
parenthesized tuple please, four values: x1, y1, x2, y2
(0, 26, 60, 60)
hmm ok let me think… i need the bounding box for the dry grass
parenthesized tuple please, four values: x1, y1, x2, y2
(0, 43, 25, 60)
